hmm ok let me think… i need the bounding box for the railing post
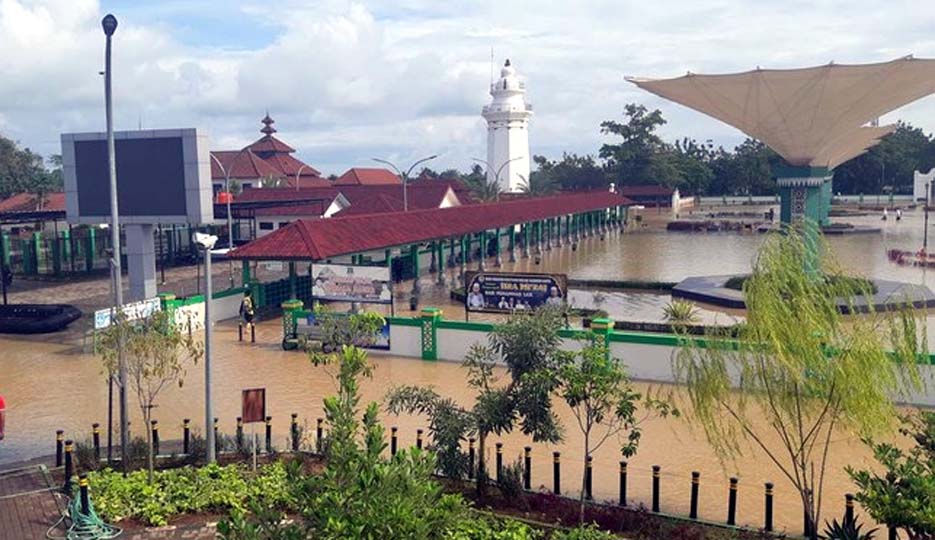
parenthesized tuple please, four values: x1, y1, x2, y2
(727, 477, 738, 525)
(523, 446, 532, 490)
(291, 413, 299, 452)
(213, 417, 219, 451)
(845, 493, 855, 523)
(619, 460, 627, 506)
(56, 430, 64, 467)
(184, 419, 191, 454)
(552, 451, 561, 495)
(390, 426, 398, 456)
(764, 482, 774, 532)
(78, 474, 90, 515)
(235, 417, 243, 451)
(585, 455, 593, 500)
(316, 418, 323, 453)
(468, 438, 475, 478)
(652, 465, 661, 513)
(265, 416, 272, 453)
(62, 440, 74, 495)
(416, 429, 424, 450)
(92, 423, 101, 462)
(495, 442, 503, 483)
(690, 471, 700, 519)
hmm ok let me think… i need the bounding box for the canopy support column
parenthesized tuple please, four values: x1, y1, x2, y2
(479, 231, 487, 272)
(436, 240, 446, 285)
(410, 243, 421, 294)
(508, 225, 516, 263)
(494, 228, 502, 267)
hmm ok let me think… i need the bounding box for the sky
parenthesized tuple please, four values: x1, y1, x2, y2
(2, 0, 935, 176)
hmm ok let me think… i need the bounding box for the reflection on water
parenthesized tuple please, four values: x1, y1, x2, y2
(1, 206, 932, 534)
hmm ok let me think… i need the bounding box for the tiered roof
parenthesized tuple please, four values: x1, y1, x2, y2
(334, 167, 400, 186)
(211, 114, 321, 183)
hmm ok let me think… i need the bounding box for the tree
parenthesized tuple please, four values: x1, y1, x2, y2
(848, 411, 935, 540)
(0, 134, 48, 200)
(97, 310, 203, 482)
(599, 104, 668, 185)
(531, 154, 606, 192)
(518, 172, 557, 196)
(387, 308, 567, 497)
(556, 336, 676, 523)
(673, 225, 927, 539)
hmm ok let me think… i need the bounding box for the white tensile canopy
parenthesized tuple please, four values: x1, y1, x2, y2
(628, 56, 935, 169)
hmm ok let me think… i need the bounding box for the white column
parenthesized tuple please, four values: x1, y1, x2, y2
(125, 224, 157, 301)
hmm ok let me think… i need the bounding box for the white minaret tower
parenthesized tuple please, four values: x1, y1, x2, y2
(482, 59, 533, 193)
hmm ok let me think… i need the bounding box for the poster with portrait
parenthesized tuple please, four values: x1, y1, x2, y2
(310, 264, 392, 304)
(464, 271, 568, 313)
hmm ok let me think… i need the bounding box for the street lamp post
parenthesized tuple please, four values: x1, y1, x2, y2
(209, 151, 246, 288)
(101, 13, 130, 471)
(372, 155, 438, 212)
(472, 156, 524, 202)
(295, 164, 310, 191)
(193, 232, 218, 463)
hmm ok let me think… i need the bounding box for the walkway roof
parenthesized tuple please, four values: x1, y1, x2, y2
(628, 56, 935, 169)
(228, 190, 631, 261)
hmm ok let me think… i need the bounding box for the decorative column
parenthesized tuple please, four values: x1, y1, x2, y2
(555, 217, 563, 247)
(522, 223, 531, 258)
(281, 298, 304, 340)
(447, 237, 456, 268)
(535, 221, 543, 256)
(545, 219, 553, 251)
(590, 317, 614, 358)
(478, 231, 487, 271)
(429, 241, 437, 273)
(410, 244, 421, 293)
(459, 236, 467, 279)
(494, 228, 502, 267)
(288, 261, 297, 300)
(436, 240, 446, 285)
(420, 308, 442, 361)
(776, 166, 832, 227)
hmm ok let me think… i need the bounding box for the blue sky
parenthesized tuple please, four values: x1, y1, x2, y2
(2, 0, 935, 176)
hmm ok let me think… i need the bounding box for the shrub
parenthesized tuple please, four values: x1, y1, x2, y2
(552, 524, 617, 540)
(444, 516, 542, 539)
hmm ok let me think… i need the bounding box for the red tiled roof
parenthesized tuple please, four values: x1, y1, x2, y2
(618, 184, 674, 197)
(262, 152, 322, 178)
(332, 184, 455, 216)
(253, 201, 334, 217)
(235, 187, 342, 204)
(0, 192, 65, 213)
(230, 191, 632, 261)
(247, 135, 295, 154)
(211, 150, 283, 181)
(334, 167, 401, 186)
(285, 176, 333, 189)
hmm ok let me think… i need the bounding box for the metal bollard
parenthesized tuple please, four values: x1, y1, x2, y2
(619, 460, 628, 506)
(727, 477, 738, 525)
(62, 440, 74, 495)
(183, 419, 191, 454)
(92, 423, 101, 462)
(213, 417, 219, 450)
(251, 323, 256, 343)
(390, 426, 398, 456)
(235, 417, 243, 451)
(78, 474, 90, 515)
(151, 420, 160, 456)
(238, 322, 243, 342)
(585, 455, 593, 500)
(652, 465, 661, 513)
(468, 438, 475, 478)
(291, 413, 299, 452)
(523, 446, 532, 490)
(265, 416, 272, 453)
(889, 526, 898, 540)
(316, 418, 323, 453)
(416, 429, 423, 450)
(552, 451, 561, 494)
(845, 493, 855, 523)
(690, 471, 700, 519)
(764, 482, 774, 532)
(495, 442, 503, 483)
(56, 430, 64, 467)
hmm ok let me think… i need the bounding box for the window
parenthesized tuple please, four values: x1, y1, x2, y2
(278, 222, 290, 229)
(242, 183, 253, 190)
(259, 222, 274, 230)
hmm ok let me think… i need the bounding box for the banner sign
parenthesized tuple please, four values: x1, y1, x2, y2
(296, 311, 390, 350)
(94, 297, 162, 329)
(464, 271, 568, 313)
(242, 388, 266, 424)
(310, 264, 392, 305)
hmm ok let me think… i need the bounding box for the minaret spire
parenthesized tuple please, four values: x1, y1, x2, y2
(260, 111, 276, 136)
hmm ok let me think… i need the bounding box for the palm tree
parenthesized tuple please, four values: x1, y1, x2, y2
(469, 179, 503, 203)
(518, 173, 558, 196)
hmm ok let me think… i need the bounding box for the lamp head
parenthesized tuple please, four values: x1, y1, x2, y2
(192, 232, 218, 250)
(101, 14, 118, 36)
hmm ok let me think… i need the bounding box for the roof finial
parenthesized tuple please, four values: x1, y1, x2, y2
(261, 111, 276, 136)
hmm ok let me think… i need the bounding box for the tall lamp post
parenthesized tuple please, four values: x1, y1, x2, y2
(295, 164, 310, 191)
(472, 156, 524, 201)
(371, 155, 438, 212)
(209, 151, 245, 287)
(101, 13, 130, 471)
(193, 232, 218, 463)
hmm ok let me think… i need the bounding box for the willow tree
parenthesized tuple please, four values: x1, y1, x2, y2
(673, 224, 927, 539)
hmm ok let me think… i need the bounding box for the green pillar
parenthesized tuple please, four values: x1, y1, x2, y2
(535, 221, 543, 255)
(1, 233, 10, 270)
(288, 261, 297, 300)
(590, 317, 614, 358)
(429, 241, 437, 273)
(385, 248, 394, 282)
(420, 307, 442, 361)
(522, 223, 530, 258)
(241, 260, 251, 284)
(29, 233, 41, 275)
(459, 235, 467, 275)
(62, 229, 72, 266)
(436, 240, 446, 285)
(410, 243, 420, 292)
(494, 228, 502, 267)
(85, 228, 96, 273)
(447, 237, 456, 268)
(281, 298, 304, 341)
(51, 233, 62, 276)
(479, 230, 487, 271)
(508, 225, 516, 263)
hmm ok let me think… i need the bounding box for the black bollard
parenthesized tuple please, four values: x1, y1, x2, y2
(764, 482, 774, 532)
(523, 446, 532, 490)
(468, 438, 475, 479)
(690, 471, 700, 519)
(727, 477, 738, 525)
(265, 416, 272, 453)
(62, 440, 74, 495)
(56, 430, 64, 467)
(619, 460, 628, 506)
(151, 420, 160, 456)
(78, 474, 90, 515)
(845, 493, 855, 523)
(92, 423, 101, 462)
(390, 426, 398, 456)
(652, 465, 661, 513)
(213, 417, 219, 451)
(235, 417, 243, 451)
(889, 527, 898, 540)
(251, 323, 256, 343)
(552, 452, 561, 495)
(291, 413, 299, 452)
(316, 418, 323, 453)
(238, 322, 243, 342)
(183, 419, 191, 454)
(585, 455, 593, 500)
(416, 429, 423, 450)
(495, 442, 503, 483)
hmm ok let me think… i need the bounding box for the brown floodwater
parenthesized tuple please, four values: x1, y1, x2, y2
(1, 204, 931, 535)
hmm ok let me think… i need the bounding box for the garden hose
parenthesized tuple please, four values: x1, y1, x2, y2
(46, 479, 122, 540)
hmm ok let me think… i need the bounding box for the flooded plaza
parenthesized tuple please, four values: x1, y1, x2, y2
(1, 204, 931, 534)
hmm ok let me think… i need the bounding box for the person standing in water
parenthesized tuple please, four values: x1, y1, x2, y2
(896, 208, 903, 221)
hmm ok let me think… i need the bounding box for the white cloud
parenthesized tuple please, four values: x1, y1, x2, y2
(1, 0, 935, 174)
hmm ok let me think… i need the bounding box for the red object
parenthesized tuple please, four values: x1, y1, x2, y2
(0, 394, 6, 441)
(229, 190, 633, 261)
(242, 389, 266, 424)
(217, 192, 233, 204)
